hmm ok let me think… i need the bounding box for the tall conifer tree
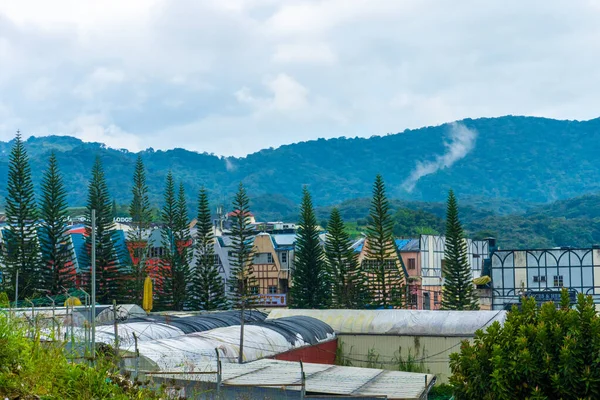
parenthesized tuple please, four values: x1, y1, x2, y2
(325, 208, 369, 308)
(157, 172, 177, 310)
(125, 155, 152, 305)
(190, 187, 227, 310)
(39, 152, 74, 294)
(2, 132, 41, 301)
(85, 156, 122, 304)
(290, 187, 329, 308)
(365, 174, 405, 308)
(228, 183, 256, 308)
(441, 190, 479, 310)
(174, 182, 192, 310)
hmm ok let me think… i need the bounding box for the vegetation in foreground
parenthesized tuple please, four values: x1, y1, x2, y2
(450, 289, 600, 399)
(0, 311, 163, 399)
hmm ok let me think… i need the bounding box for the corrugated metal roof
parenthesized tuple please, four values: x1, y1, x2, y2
(399, 238, 420, 252)
(152, 359, 432, 399)
(395, 239, 410, 249)
(271, 234, 296, 246)
(267, 309, 507, 337)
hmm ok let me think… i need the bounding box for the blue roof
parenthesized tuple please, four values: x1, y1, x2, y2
(71, 233, 87, 272)
(395, 239, 410, 249)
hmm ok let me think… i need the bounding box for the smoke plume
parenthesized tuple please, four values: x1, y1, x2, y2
(402, 123, 477, 192)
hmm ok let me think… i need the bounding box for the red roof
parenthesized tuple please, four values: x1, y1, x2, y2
(227, 210, 254, 217)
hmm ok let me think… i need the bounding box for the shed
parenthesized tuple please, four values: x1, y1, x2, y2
(268, 309, 506, 382)
(148, 358, 435, 400)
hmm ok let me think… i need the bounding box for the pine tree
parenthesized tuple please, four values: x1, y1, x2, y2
(125, 155, 152, 305)
(190, 187, 227, 310)
(2, 132, 41, 301)
(365, 174, 405, 308)
(157, 172, 177, 310)
(441, 190, 479, 310)
(325, 208, 369, 308)
(174, 182, 192, 310)
(84, 156, 122, 304)
(39, 152, 74, 295)
(228, 183, 256, 308)
(112, 199, 118, 219)
(290, 187, 329, 309)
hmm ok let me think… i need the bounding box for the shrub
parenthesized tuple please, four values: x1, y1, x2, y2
(449, 289, 600, 399)
(0, 311, 163, 399)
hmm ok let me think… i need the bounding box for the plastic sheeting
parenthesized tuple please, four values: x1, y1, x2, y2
(132, 316, 336, 371)
(267, 309, 507, 336)
(96, 304, 147, 324)
(133, 310, 267, 334)
(251, 316, 334, 346)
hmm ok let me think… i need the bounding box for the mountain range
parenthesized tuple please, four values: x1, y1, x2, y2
(1, 115, 600, 249)
(1, 115, 599, 210)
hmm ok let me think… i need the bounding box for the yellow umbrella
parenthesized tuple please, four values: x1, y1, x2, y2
(64, 296, 82, 307)
(142, 276, 153, 313)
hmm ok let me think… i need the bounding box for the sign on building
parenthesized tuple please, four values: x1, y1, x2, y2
(255, 294, 287, 306)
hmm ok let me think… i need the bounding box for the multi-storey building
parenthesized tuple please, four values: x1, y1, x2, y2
(490, 247, 600, 310)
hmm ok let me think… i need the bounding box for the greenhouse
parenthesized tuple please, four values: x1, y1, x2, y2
(74, 310, 267, 349)
(126, 316, 336, 371)
(267, 309, 507, 382)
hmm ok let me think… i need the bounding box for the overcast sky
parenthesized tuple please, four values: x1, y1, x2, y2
(1, 0, 599, 157)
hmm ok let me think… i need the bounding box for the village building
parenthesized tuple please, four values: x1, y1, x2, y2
(490, 246, 600, 311)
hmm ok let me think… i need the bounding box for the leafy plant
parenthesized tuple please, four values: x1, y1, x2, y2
(449, 289, 600, 399)
(392, 346, 429, 374)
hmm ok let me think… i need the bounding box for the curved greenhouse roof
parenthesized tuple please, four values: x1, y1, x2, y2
(73, 310, 267, 349)
(130, 316, 336, 371)
(267, 309, 507, 336)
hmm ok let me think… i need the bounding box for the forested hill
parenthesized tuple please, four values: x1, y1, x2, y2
(0, 115, 599, 208)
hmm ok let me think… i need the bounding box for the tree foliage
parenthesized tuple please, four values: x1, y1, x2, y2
(1, 132, 41, 301)
(190, 187, 228, 310)
(124, 155, 152, 305)
(442, 190, 478, 310)
(228, 183, 256, 309)
(157, 173, 191, 310)
(84, 157, 122, 304)
(450, 290, 600, 399)
(364, 175, 405, 308)
(39, 152, 74, 294)
(290, 187, 329, 309)
(325, 208, 369, 308)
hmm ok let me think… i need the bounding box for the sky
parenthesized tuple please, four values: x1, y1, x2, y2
(1, 0, 599, 157)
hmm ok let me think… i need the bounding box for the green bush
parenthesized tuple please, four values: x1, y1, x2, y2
(449, 289, 600, 399)
(0, 312, 163, 399)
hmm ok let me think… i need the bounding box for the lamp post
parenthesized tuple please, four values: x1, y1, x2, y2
(91, 209, 96, 363)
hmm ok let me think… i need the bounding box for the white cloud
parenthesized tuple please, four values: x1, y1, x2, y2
(0, 0, 599, 155)
(236, 73, 309, 113)
(273, 43, 337, 65)
(63, 114, 143, 151)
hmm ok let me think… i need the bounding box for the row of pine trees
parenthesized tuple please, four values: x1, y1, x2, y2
(1, 133, 479, 311)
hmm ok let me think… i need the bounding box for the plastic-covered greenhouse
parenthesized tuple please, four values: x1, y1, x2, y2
(126, 316, 336, 371)
(74, 310, 267, 349)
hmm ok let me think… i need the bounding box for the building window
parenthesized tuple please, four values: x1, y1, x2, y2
(268, 286, 278, 294)
(533, 275, 546, 283)
(281, 252, 287, 263)
(408, 258, 416, 270)
(267, 253, 273, 263)
(553, 275, 564, 287)
(409, 293, 417, 305)
(434, 292, 439, 303)
(250, 286, 259, 295)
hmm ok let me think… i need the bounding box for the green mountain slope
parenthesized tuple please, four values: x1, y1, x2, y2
(0, 115, 599, 208)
